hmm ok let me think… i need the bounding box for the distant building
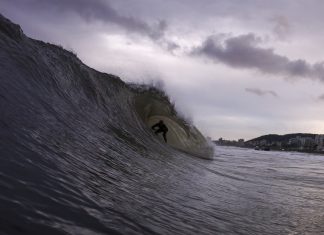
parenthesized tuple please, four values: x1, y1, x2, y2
(300, 137, 315, 150)
(238, 139, 245, 147)
(288, 136, 302, 147)
(315, 135, 324, 151)
(214, 137, 246, 147)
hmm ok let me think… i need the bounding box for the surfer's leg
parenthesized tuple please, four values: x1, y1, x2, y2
(162, 132, 167, 143)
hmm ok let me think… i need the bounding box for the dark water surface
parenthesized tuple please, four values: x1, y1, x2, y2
(2, 142, 324, 235)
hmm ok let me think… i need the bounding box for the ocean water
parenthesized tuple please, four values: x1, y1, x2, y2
(1, 14, 324, 235)
(2, 141, 324, 235)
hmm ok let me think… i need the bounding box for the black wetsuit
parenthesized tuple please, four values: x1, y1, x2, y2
(151, 121, 168, 142)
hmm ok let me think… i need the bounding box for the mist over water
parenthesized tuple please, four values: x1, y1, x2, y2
(1, 14, 324, 235)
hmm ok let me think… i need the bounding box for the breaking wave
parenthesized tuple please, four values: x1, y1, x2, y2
(1, 14, 324, 235)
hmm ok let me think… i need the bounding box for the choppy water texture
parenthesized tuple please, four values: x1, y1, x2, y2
(1, 14, 324, 235)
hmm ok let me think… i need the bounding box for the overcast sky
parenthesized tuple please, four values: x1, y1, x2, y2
(2, 0, 324, 140)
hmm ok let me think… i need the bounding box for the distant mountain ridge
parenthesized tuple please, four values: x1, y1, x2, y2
(247, 133, 317, 143)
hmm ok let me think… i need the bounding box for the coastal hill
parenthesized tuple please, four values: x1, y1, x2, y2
(216, 133, 324, 152)
(246, 133, 316, 143)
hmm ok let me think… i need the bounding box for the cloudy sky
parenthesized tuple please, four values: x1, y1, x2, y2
(2, 0, 324, 140)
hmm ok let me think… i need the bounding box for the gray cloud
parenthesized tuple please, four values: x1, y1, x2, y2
(318, 94, 324, 101)
(245, 88, 278, 97)
(193, 33, 324, 81)
(3, 0, 168, 41)
(270, 15, 291, 40)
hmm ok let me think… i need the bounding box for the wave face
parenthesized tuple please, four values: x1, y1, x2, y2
(1, 15, 324, 235)
(134, 91, 214, 158)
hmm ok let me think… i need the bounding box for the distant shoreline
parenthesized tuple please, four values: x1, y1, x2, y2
(216, 144, 324, 155)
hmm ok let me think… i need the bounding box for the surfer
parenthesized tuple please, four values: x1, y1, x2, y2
(151, 120, 168, 143)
